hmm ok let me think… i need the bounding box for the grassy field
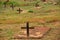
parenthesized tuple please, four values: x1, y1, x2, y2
(0, 0, 60, 40)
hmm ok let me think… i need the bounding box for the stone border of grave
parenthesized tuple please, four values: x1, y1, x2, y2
(11, 24, 51, 39)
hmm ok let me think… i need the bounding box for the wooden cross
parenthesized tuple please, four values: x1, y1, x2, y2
(3, 2, 7, 8)
(3, 0, 9, 8)
(10, 4, 15, 10)
(35, 3, 39, 7)
(17, 8, 23, 14)
(21, 22, 34, 37)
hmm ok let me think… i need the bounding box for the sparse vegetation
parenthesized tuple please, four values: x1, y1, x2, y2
(0, 0, 60, 40)
(8, 1, 19, 6)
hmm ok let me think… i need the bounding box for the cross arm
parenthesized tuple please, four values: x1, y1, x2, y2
(21, 27, 34, 29)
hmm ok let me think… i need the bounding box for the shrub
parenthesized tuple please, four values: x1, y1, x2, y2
(28, 10, 33, 13)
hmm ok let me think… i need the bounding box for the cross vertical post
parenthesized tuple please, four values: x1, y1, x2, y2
(21, 22, 34, 37)
(26, 22, 29, 37)
(10, 4, 15, 10)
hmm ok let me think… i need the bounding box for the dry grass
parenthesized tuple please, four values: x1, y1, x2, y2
(0, 0, 60, 40)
